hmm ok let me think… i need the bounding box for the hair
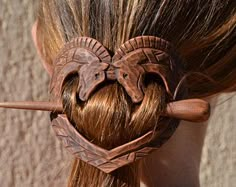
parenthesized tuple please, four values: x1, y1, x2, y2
(36, 0, 236, 186)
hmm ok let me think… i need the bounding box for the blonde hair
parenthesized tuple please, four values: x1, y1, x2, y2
(36, 0, 236, 186)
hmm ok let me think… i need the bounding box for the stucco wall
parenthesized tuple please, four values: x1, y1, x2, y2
(0, 1, 235, 187)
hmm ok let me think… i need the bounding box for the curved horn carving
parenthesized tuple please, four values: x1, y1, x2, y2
(50, 37, 112, 102)
(112, 36, 184, 103)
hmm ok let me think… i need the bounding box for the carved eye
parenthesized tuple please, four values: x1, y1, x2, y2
(123, 73, 128, 79)
(95, 73, 100, 80)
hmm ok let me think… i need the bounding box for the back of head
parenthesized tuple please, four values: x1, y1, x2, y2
(36, 0, 236, 186)
(62, 76, 166, 186)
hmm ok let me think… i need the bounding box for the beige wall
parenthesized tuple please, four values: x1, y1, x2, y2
(0, 1, 235, 186)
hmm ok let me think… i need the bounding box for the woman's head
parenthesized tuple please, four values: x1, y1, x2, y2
(34, 0, 235, 186)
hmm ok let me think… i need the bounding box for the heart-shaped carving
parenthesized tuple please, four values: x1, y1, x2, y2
(50, 36, 185, 173)
(0, 35, 211, 173)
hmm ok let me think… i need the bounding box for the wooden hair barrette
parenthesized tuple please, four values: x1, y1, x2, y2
(0, 36, 210, 173)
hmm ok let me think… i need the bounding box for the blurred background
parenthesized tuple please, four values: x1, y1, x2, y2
(0, 1, 235, 186)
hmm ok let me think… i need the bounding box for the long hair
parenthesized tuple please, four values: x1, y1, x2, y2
(36, 0, 236, 186)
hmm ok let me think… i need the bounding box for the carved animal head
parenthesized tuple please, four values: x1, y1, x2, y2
(51, 36, 183, 104)
(78, 61, 109, 101)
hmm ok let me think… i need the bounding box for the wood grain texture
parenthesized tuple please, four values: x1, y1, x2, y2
(51, 36, 185, 104)
(51, 114, 157, 173)
(49, 36, 187, 173)
(0, 1, 235, 186)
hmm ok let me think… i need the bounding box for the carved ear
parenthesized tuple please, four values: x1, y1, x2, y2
(50, 62, 82, 102)
(164, 99, 210, 122)
(142, 63, 172, 96)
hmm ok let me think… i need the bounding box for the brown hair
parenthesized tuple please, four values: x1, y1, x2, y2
(36, 0, 236, 186)
(62, 78, 166, 186)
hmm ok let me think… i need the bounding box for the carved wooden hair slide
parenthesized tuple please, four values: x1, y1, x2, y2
(0, 36, 210, 173)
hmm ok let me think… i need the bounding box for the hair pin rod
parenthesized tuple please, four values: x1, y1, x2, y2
(0, 101, 63, 113)
(0, 99, 210, 122)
